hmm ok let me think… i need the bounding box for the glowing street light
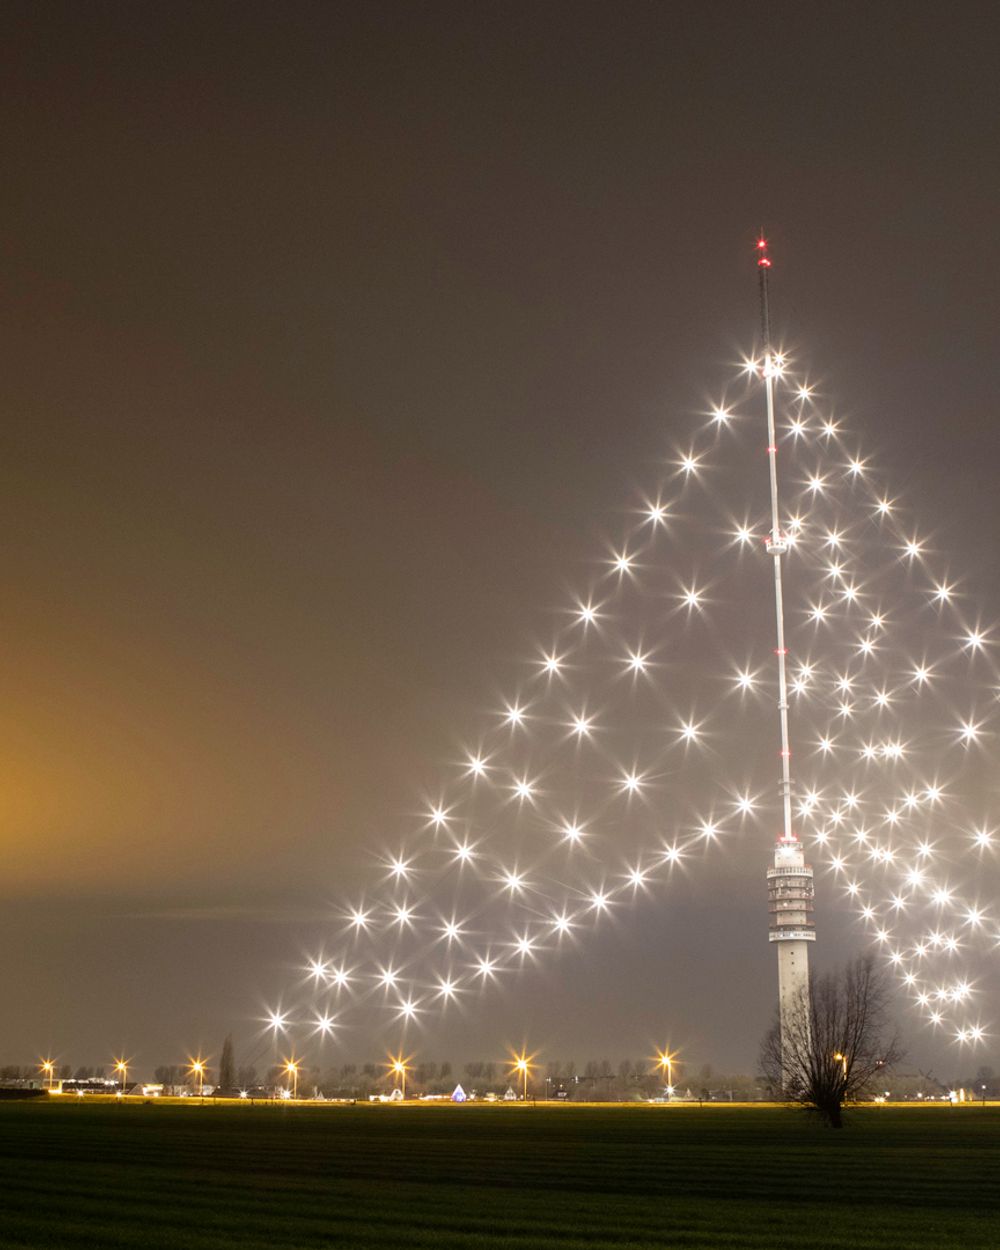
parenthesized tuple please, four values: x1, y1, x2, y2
(284, 1059, 300, 1100)
(833, 1051, 848, 1078)
(509, 1051, 534, 1102)
(40, 1059, 55, 1090)
(189, 1058, 207, 1097)
(114, 1059, 128, 1096)
(387, 1054, 412, 1100)
(655, 1049, 676, 1100)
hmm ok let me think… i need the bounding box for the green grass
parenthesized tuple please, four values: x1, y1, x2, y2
(1, 1101, 999, 1248)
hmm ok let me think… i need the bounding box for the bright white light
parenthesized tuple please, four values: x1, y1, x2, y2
(503, 870, 526, 894)
(680, 585, 702, 610)
(965, 629, 986, 652)
(541, 654, 563, 676)
(268, 1010, 287, 1031)
(441, 918, 465, 943)
(589, 890, 610, 912)
(903, 538, 923, 560)
(453, 842, 475, 864)
(561, 822, 584, 844)
(389, 856, 410, 880)
(734, 669, 757, 692)
(620, 770, 644, 795)
(612, 550, 633, 574)
(875, 498, 894, 517)
(475, 956, 497, 979)
(625, 649, 649, 674)
(932, 582, 954, 604)
(847, 457, 867, 476)
(429, 806, 449, 828)
(512, 777, 536, 801)
(711, 405, 731, 424)
(570, 712, 593, 738)
(503, 702, 525, 727)
(797, 385, 812, 400)
(394, 904, 414, 927)
(627, 866, 648, 888)
(315, 1014, 336, 1036)
(645, 500, 668, 525)
(677, 452, 701, 476)
(678, 720, 701, 744)
(576, 601, 599, 627)
(466, 754, 487, 777)
(350, 908, 370, 931)
(437, 978, 458, 1000)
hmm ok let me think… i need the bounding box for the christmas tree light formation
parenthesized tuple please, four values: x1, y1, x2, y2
(268, 240, 996, 1055)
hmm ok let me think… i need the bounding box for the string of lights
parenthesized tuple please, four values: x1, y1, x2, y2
(263, 313, 997, 1057)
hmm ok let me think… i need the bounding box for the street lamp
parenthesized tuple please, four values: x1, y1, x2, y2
(388, 1055, 409, 1100)
(284, 1059, 300, 1099)
(114, 1059, 128, 1095)
(189, 1058, 206, 1097)
(833, 1052, 848, 1078)
(655, 1049, 676, 1100)
(40, 1060, 54, 1091)
(509, 1051, 534, 1102)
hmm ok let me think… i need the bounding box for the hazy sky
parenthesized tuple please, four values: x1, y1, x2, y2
(2, 3, 999, 1079)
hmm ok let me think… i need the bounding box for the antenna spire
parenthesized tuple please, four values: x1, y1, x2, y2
(756, 232, 772, 352)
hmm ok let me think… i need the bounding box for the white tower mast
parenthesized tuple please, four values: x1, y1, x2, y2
(756, 236, 815, 1070)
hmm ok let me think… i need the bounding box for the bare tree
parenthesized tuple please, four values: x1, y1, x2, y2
(218, 1035, 236, 1091)
(760, 954, 903, 1127)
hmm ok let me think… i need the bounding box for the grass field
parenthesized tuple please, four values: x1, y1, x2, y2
(1, 1100, 999, 1249)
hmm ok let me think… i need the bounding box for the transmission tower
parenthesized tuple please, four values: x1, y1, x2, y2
(756, 236, 815, 1066)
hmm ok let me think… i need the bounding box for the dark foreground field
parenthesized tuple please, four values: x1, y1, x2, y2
(1, 1101, 999, 1249)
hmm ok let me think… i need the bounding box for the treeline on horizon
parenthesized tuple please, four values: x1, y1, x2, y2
(4, 1057, 996, 1101)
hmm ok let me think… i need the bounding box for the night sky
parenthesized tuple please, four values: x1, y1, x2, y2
(3, 3, 999, 1078)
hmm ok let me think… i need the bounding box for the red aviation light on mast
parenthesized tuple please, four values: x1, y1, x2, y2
(757, 236, 771, 267)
